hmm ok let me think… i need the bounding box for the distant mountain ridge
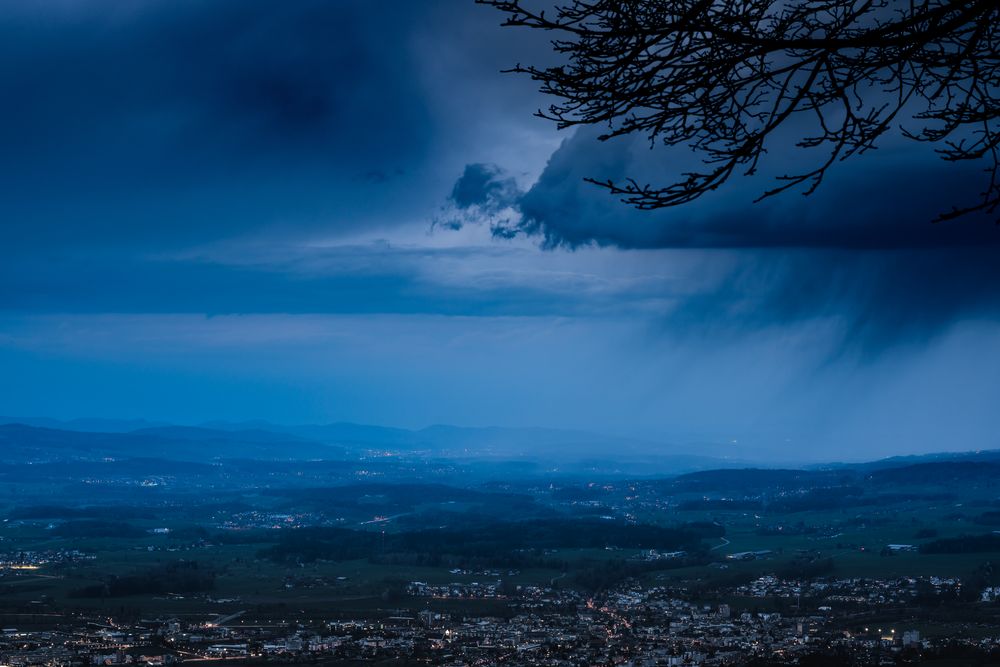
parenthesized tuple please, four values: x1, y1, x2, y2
(0, 423, 342, 464)
(194, 420, 753, 472)
(132, 425, 315, 445)
(0, 416, 171, 433)
(0, 419, 739, 472)
(1, 417, 998, 477)
(811, 447, 1000, 471)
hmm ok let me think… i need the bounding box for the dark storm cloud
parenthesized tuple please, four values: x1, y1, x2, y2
(0, 0, 572, 322)
(439, 162, 525, 231)
(667, 248, 1000, 354)
(451, 128, 1000, 347)
(0, 1, 425, 158)
(0, 0, 514, 253)
(509, 128, 1000, 250)
(450, 163, 523, 211)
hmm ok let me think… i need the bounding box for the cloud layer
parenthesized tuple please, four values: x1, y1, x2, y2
(1, 0, 998, 457)
(0, 0, 552, 254)
(447, 128, 1000, 349)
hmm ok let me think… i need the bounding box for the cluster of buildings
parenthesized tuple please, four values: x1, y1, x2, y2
(735, 573, 970, 605)
(215, 511, 340, 531)
(406, 580, 506, 599)
(2, 572, 999, 666)
(632, 549, 688, 562)
(0, 549, 93, 573)
(732, 574, 944, 605)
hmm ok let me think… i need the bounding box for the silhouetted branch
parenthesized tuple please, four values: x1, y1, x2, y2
(480, 0, 1000, 221)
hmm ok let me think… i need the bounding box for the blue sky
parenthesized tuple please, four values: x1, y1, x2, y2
(1, 0, 998, 461)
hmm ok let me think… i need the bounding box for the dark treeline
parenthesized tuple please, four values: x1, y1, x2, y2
(258, 519, 716, 567)
(921, 534, 1000, 554)
(394, 506, 561, 531)
(677, 499, 762, 511)
(768, 489, 953, 514)
(671, 469, 854, 493)
(571, 554, 708, 592)
(261, 483, 538, 517)
(678, 490, 952, 514)
(869, 461, 1000, 485)
(9, 506, 157, 521)
(0, 458, 216, 479)
(49, 520, 147, 538)
(550, 486, 610, 502)
(975, 511, 1000, 526)
(70, 561, 214, 598)
(263, 483, 511, 504)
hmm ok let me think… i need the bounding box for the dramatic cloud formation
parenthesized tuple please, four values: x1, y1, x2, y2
(450, 163, 523, 213)
(1, 0, 997, 459)
(447, 127, 1000, 349)
(438, 163, 525, 232)
(509, 128, 1000, 250)
(0, 0, 552, 254)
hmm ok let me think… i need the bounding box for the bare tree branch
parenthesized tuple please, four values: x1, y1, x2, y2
(479, 0, 1000, 222)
